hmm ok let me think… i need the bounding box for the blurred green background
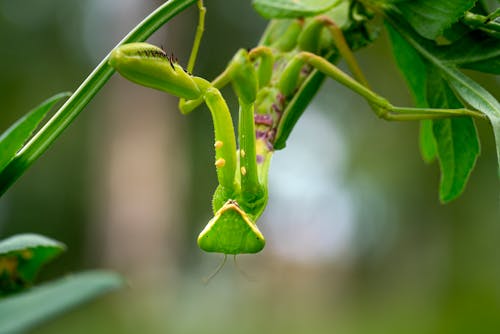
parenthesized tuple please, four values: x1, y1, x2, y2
(1, 1, 499, 333)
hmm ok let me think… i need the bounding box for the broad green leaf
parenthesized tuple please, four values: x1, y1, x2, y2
(394, 0, 477, 39)
(0, 234, 65, 294)
(386, 11, 500, 177)
(385, 23, 428, 107)
(386, 23, 437, 162)
(432, 117, 480, 202)
(0, 234, 64, 255)
(252, 0, 341, 19)
(426, 69, 480, 203)
(0, 92, 70, 173)
(0, 271, 123, 334)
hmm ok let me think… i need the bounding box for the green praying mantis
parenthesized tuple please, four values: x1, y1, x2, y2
(109, 0, 486, 257)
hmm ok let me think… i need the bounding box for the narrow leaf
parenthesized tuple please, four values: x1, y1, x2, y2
(252, 0, 341, 19)
(394, 0, 477, 39)
(444, 68, 500, 177)
(443, 66, 500, 120)
(0, 234, 64, 255)
(0, 271, 123, 334)
(0, 92, 70, 173)
(426, 69, 480, 203)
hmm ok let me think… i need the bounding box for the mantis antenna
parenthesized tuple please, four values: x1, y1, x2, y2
(233, 255, 256, 282)
(202, 254, 227, 284)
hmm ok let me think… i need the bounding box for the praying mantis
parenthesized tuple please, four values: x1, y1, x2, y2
(109, 0, 487, 257)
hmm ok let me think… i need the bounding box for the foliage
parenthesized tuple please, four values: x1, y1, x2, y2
(0, 234, 122, 333)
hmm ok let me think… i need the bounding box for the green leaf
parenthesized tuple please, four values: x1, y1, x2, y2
(0, 234, 66, 294)
(426, 69, 480, 203)
(433, 117, 480, 202)
(460, 56, 500, 74)
(386, 23, 437, 162)
(385, 11, 500, 178)
(385, 22, 428, 107)
(442, 67, 500, 121)
(252, 0, 341, 19)
(0, 234, 64, 255)
(436, 32, 500, 74)
(0, 92, 70, 173)
(443, 68, 500, 178)
(0, 271, 123, 333)
(394, 0, 477, 39)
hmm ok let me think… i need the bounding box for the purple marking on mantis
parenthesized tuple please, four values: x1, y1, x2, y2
(256, 154, 264, 164)
(254, 114, 273, 126)
(267, 129, 276, 142)
(265, 139, 274, 151)
(256, 130, 267, 139)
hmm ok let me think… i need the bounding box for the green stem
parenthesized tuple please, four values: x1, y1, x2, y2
(187, 0, 206, 73)
(0, 0, 197, 195)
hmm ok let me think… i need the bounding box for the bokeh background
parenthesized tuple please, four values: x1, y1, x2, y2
(1, 1, 499, 333)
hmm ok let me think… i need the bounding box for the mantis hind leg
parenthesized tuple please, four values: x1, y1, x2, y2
(279, 51, 485, 121)
(292, 18, 486, 120)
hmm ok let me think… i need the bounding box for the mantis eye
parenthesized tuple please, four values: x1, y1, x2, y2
(197, 200, 265, 255)
(109, 43, 202, 100)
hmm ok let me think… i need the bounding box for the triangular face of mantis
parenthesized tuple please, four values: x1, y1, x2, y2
(197, 200, 265, 254)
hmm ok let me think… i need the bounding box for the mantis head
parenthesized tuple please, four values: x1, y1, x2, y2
(197, 200, 265, 255)
(109, 42, 203, 100)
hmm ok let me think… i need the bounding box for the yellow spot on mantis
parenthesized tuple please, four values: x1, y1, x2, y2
(241, 166, 247, 176)
(240, 150, 246, 158)
(215, 158, 226, 168)
(214, 140, 223, 149)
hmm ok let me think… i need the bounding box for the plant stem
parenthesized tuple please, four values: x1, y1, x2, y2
(0, 0, 197, 195)
(187, 0, 206, 74)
